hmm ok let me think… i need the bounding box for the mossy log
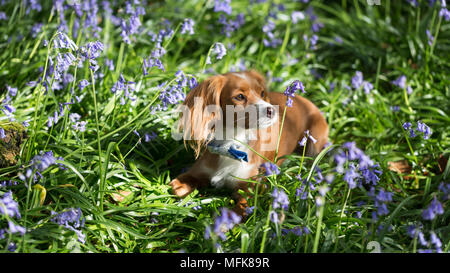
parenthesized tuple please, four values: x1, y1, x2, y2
(0, 122, 28, 168)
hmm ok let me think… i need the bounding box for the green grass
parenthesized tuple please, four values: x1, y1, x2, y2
(0, 0, 449, 253)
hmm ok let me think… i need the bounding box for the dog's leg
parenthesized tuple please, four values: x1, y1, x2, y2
(232, 180, 250, 220)
(169, 172, 208, 198)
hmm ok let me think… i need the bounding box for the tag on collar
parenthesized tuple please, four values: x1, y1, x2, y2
(207, 140, 249, 162)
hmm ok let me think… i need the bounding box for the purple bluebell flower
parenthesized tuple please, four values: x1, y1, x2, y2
(363, 81, 373, 94)
(422, 197, 444, 220)
(392, 75, 406, 89)
(315, 196, 325, 207)
(260, 162, 280, 176)
(299, 130, 317, 146)
(214, 0, 232, 15)
(0, 191, 22, 219)
(180, 18, 195, 35)
(211, 207, 241, 241)
(262, 19, 282, 48)
(245, 206, 254, 215)
(72, 121, 87, 132)
(416, 121, 431, 139)
(51, 207, 85, 243)
(31, 23, 43, 38)
(78, 79, 90, 91)
(426, 29, 434, 46)
(120, 14, 142, 44)
(213, 42, 227, 60)
(430, 232, 442, 249)
(291, 11, 305, 23)
(144, 131, 158, 142)
(368, 187, 393, 219)
(218, 13, 245, 37)
(438, 182, 449, 200)
(390, 105, 400, 112)
(53, 32, 78, 51)
(272, 188, 289, 210)
(105, 58, 115, 71)
(143, 57, 165, 75)
(0, 128, 5, 139)
(403, 122, 411, 130)
(344, 164, 359, 189)
(29, 151, 60, 173)
(351, 71, 364, 89)
(269, 210, 280, 223)
(406, 85, 413, 94)
(0, 12, 7, 20)
(439, 7, 450, 21)
(284, 80, 305, 107)
(334, 36, 343, 44)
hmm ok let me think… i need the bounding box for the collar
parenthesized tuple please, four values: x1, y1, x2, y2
(207, 140, 249, 162)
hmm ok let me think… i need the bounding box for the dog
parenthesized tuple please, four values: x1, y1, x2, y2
(169, 70, 328, 217)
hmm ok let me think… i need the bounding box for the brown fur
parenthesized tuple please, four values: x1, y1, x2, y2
(170, 71, 329, 217)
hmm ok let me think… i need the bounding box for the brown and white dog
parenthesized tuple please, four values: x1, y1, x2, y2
(169, 70, 328, 216)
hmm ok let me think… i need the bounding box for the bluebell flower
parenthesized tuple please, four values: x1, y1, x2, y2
(218, 13, 245, 37)
(272, 188, 289, 210)
(51, 207, 85, 243)
(438, 182, 449, 200)
(260, 162, 280, 176)
(0, 12, 7, 20)
(213, 42, 227, 60)
(29, 150, 61, 173)
(363, 81, 373, 94)
(416, 121, 431, 139)
(430, 232, 442, 249)
(422, 197, 444, 220)
(245, 206, 254, 215)
(351, 71, 364, 89)
(180, 18, 195, 35)
(0, 191, 22, 219)
(344, 164, 359, 189)
(30, 23, 43, 38)
(284, 80, 305, 107)
(299, 130, 317, 146)
(439, 7, 450, 21)
(334, 36, 343, 44)
(143, 57, 165, 75)
(296, 178, 308, 200)
(426, 29, 434, 46)
(291, 11, 305, 23)
(53, 32, 78, 51)
(214, 0, 232, 15)
(144, 131, 157, 142)
(403, 122, 411, 131)
(0, 128, 5, 139)
(392, 75, 406, 89)
(269, 210, 280, 223)
(390, 105, 400, 112)
(78, 79, 90, 91)
(211, 207, 241, 241)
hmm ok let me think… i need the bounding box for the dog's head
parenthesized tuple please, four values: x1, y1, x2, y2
(178, 70, 278, 157)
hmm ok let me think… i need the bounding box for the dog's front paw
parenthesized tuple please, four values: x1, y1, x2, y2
(169, 178, 193, 198)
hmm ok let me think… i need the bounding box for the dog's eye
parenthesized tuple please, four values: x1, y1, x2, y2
(261, 91, 265, 97)
(234, 94, 246, 101)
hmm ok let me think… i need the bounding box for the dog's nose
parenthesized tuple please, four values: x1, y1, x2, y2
(267, 107, 274, 118)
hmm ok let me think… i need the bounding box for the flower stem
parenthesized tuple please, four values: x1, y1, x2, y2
(312, 203, 325, 253)
(259, 205, 273, 253)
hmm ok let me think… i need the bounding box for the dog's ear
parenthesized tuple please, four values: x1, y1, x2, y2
(246, 70, 266, 91)
(180, 75, 227, 158)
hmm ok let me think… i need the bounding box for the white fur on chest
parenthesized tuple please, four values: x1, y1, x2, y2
(203, 155, 254, 189)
